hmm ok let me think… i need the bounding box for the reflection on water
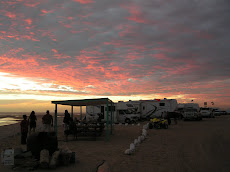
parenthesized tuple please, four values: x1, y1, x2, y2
(0, 117, 20, 127)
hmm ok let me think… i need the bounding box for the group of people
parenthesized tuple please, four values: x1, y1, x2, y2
(20, 110, 53, 145)
(20, 109, 75, 144)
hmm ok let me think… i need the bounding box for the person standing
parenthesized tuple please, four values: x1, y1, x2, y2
(28, 111, 37, 134)
(20, 115, 29, 144)
(63, 110, 71, 130)
(42, 110, 53, 132)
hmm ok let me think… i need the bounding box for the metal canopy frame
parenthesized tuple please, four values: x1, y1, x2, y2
(51, 98, 114, 141)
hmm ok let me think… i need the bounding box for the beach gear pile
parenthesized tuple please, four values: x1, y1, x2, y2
(2, 132, 76, 171)
(124, 123, 149, 155)
(4, 147, 76, 170)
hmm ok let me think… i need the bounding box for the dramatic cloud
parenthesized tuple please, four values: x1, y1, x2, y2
(0, 0, 230, 111)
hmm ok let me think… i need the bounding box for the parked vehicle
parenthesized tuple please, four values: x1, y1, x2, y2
(213, 110, 223, 116)
(149, 118, 168, 129)
(200, 107, 214, 118)
(183, 108, 202, 121)
(127, 99, 178, 120)
(176, 103, 200, 118)
(86, 101, 140, 124)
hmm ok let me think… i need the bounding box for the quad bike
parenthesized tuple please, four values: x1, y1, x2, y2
(149, 118, 168, 129)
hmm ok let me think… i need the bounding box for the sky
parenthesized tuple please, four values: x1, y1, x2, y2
(0, 0, 230, 112)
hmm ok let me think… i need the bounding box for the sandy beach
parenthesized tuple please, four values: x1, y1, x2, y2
(1, 115, 230, 172)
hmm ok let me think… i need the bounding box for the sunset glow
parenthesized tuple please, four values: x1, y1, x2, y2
(0, 0, 229, 112)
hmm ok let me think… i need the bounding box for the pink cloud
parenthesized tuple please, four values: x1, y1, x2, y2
(122, 4, 148, 24)
(5, 12, 16, 19)
(72, 0, 94, 4)
(25, 18, 32, 25)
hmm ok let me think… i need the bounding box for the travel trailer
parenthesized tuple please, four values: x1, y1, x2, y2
(86, 101, 140, 123)
(127, 99, 178, 119)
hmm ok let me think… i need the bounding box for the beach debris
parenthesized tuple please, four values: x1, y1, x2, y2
(40, 149, 50, 169)
(94, 160, 112, 172)
(49, 150, 61, 169)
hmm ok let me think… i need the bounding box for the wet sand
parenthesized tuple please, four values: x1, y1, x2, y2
(1, 115, 230, 172)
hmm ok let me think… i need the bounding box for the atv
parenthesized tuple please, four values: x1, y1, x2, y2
(149, 118, 168, 129)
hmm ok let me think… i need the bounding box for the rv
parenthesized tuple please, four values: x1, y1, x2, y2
(127, 99, 178, 119)
(86, 101, 140, 123)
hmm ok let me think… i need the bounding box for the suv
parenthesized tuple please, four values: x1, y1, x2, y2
(183, 108, 202, 121)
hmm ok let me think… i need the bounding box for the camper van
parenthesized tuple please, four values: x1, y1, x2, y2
(86, 101, 140, 123)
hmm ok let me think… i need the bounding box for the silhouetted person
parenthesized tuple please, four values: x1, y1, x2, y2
(64, 117, 77, 141)
(42, 110, 53, 132)
(29, 111, 37, 134)
(20, 115, 29, 144)
(63, 110, 71, 130)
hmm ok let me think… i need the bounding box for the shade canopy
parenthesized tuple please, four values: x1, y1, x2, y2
(51, 98, 114, 141)
(51, 98, 113, 106)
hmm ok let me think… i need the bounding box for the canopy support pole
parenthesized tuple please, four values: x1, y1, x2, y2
(54, 104, 57, 134)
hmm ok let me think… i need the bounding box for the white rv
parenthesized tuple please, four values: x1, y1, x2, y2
(86, 101, 139, 123)
(127, 99, 178, 119)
